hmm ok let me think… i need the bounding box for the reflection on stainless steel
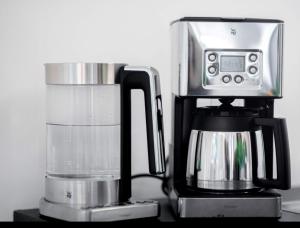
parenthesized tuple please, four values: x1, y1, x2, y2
(169, 17, 287, 219)
(186, 130, 266, 190)
(45, 176, 119, 208)
(171, 20, 283, 97)
(45, 63, 126, 85)
(42, 63, 165, 221)
(124, 66, 166, 174)
(40, 198, 159, 221)
(175, 193, 281, 218)
(203, 50, 263, 89)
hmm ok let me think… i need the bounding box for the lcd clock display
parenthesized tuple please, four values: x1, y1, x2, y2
(220, 56, 245, 72)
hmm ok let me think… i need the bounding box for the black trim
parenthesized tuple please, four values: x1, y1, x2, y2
(173, 97, 196, 192)
(119, 67, 161, 202)
(252, 118, 291, 190)
(192, 116, 261, 132)
(175, 95, 283, 99)
(191, 106, 261, 131)
(245, 99, 274, 180)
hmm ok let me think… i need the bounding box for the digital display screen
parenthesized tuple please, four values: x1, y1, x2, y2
(220, 56, 245, 72)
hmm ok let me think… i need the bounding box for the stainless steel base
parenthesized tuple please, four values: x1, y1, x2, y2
(39, 198, 159, 221)
(169, 189, 282, 218)
(45, 176, 119, 208)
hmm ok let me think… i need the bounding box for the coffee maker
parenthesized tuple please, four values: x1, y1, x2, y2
(168, 17, 291, 218)
(39, 63, 165, 221)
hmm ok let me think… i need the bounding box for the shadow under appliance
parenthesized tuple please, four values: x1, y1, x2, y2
(168, 17, 291, 218)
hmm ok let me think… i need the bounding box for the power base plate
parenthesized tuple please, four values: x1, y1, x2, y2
(39, 198, 159, 221)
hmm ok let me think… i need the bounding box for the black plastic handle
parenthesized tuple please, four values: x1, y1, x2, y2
(252, 118, 291, 190)
(119, 66, 165, 202)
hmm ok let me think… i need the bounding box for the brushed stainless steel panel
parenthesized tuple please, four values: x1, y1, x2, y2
(177, 196, 281, 218)
(171, 19, 283, 97)
(45, 176, 119, 208)
(39, 198, 159, 221)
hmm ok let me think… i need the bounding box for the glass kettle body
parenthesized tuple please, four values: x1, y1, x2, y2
(41, 63, 166, 212)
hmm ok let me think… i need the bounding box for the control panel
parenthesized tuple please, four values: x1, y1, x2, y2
(203, 50, 262, 89)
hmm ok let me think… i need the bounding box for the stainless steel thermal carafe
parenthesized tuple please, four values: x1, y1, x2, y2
(186, 106, 290, 191)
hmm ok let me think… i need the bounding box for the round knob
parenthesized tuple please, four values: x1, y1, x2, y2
(249, 53, 258, 62)
(234, 75, 244, 83)
(208, 66, 217, 74)
(208, 53, 217, 61)
(222, 75, 232, 83)
(248, 66, 258, 74)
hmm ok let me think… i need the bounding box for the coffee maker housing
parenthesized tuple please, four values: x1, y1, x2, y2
(168, 17, 290, 218)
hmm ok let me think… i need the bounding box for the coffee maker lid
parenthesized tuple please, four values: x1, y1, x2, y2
(45, 63, 127, 85)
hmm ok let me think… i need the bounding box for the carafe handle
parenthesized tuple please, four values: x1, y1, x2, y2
(253, 118, 291, 190)
(119, 66, 166, 201)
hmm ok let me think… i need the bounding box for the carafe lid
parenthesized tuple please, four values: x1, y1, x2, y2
(192, 106, 261, 132)
(196, 106, 261, 118)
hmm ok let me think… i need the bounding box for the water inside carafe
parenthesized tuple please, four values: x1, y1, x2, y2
(46, 124, 120, 180)
(46, 84, 121, 181)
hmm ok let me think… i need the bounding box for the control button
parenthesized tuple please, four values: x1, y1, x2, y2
(248, 66, 258, 74)
(222, 75, 232, 83)
(249, 53, 258, 62)
(208, 66, 217, 74)
(208, 53, 217, 61)
(234, 75, 244, 83)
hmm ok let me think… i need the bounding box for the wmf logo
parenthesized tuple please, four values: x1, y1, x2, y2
(230, 28, 237, 35)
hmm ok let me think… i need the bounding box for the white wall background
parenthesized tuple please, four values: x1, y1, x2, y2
(0, 0, 300, 221)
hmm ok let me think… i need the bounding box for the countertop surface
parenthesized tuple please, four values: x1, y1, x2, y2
(13, 189, 300, 222)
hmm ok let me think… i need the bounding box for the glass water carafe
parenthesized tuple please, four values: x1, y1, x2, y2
(42, 63, 165, 210)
